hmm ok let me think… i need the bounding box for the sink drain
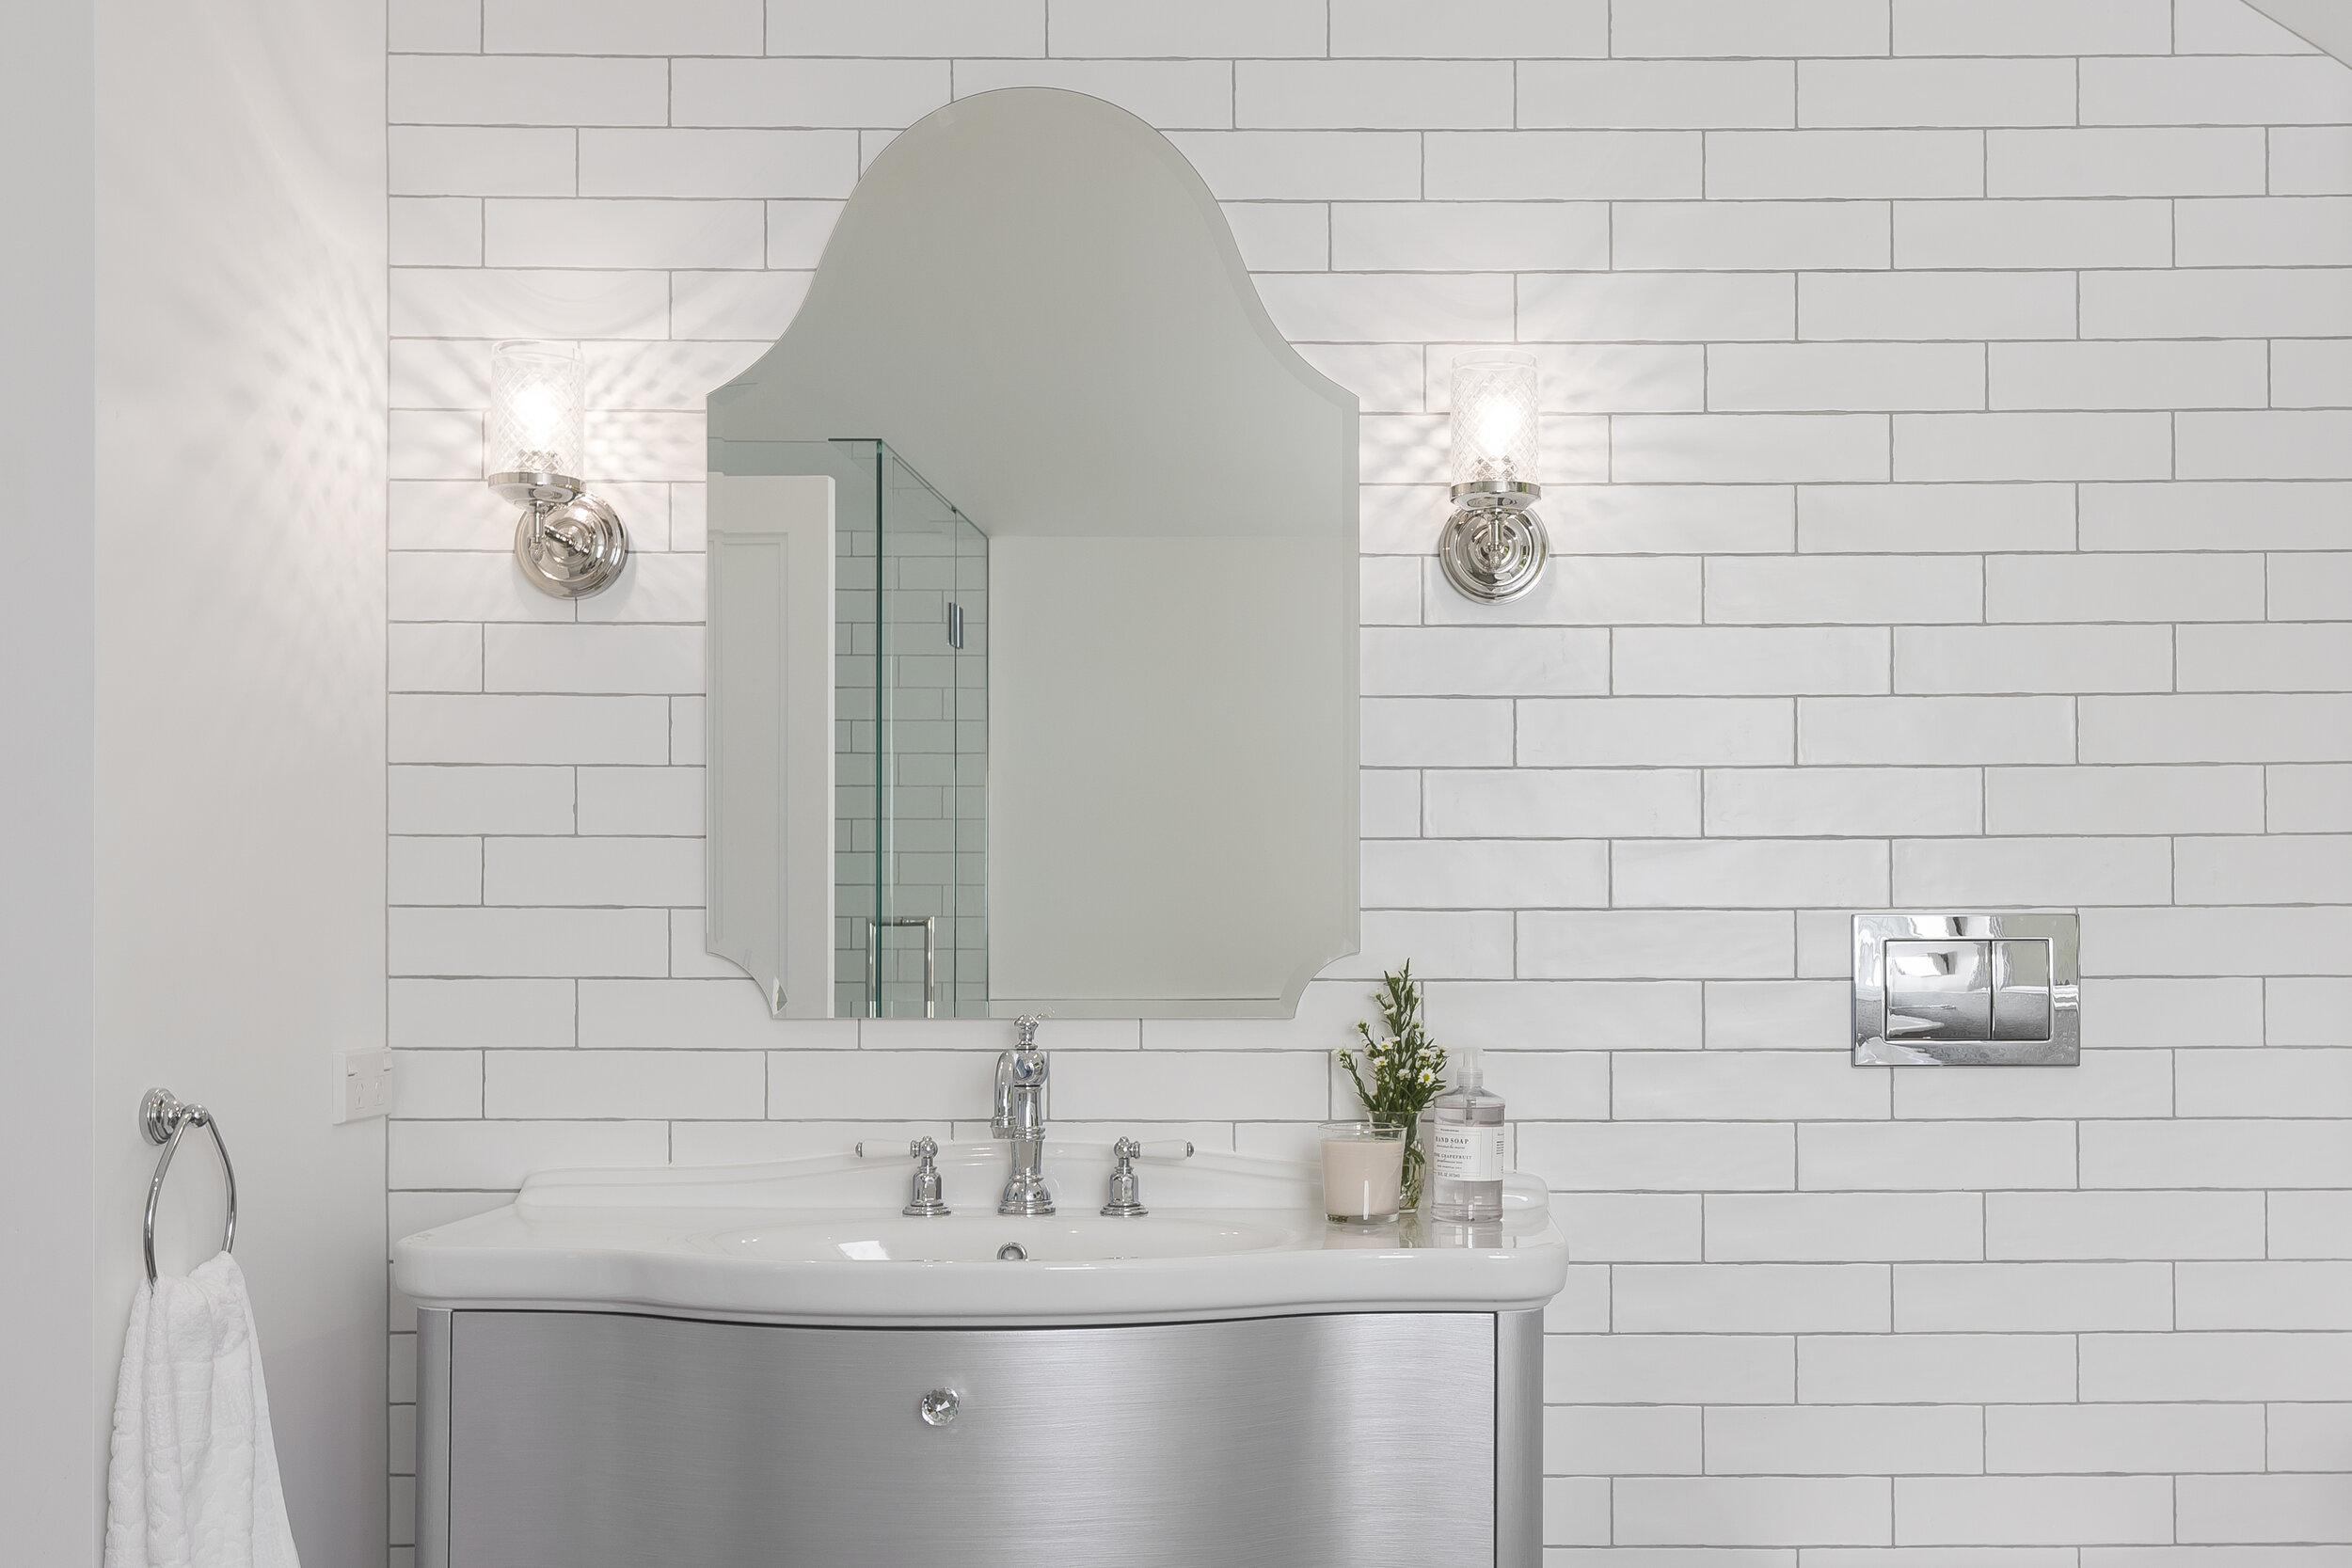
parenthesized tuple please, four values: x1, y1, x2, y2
(996, 1242, 1027, 1261)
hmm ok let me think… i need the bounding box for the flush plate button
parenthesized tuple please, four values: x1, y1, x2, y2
(1884, 939, 1993, 1042)
(1993, 939, 2055, 1041)
(1854, 913, 2078, 1067)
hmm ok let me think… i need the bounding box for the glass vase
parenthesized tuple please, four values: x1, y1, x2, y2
(1400, 1122, 1429, 1212)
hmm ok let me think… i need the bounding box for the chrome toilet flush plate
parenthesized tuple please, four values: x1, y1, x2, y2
(1852, 912, 2080, 1067)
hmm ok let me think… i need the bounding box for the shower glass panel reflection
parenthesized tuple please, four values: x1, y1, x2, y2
(734, 438, 988, 1018)
(868, 442, 988, 1019)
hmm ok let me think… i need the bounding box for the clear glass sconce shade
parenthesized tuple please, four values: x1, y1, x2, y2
(489, 340, 586, 484)
(1439, 350, 1548, 605)
(1449, 351, 1539, 493)
(488, 340, 626, 599)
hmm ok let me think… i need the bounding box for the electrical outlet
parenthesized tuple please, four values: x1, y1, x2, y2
(335, 1047, 393, 1123)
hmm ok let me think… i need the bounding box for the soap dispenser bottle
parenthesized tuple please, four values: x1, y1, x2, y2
(1426, 1048, 1505, 1223)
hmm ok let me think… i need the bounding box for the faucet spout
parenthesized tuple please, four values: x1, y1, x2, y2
(993, 1015, 1054, 1215)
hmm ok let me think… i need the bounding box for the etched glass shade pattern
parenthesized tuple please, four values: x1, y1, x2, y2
(491, 341, 586, 481)
(1450, 352, 1539, 490)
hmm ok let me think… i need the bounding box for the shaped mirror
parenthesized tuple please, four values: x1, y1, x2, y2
(706, 88, 1358, 1021)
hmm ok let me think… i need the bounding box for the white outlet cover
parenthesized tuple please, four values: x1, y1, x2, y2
(336, 1047, 393, 1124)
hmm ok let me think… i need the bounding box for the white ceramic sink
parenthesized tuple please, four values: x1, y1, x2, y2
(704, 1213, 1292, 1264)
(393, 1140, 1568, 1326)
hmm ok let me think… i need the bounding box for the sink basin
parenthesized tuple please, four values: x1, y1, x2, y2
(702, 1213, 1293, 1264)
(393, 1140, 1568, 1326)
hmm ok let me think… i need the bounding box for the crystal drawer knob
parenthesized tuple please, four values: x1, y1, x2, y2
(918, 1388, 959, 1427)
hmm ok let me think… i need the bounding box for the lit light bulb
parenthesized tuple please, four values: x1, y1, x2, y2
(1474, 402, 1524, 467)
(511, 385, 562, 448)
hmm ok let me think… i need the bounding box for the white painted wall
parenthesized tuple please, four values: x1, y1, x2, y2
(0, 0, 389, 1559)
(383, 1, 2352, 1558)
(95, 0, 390, 1556)
(0, 1, 100, 1558)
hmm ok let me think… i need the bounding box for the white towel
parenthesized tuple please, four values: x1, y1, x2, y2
(104, 1253, 302, 1568)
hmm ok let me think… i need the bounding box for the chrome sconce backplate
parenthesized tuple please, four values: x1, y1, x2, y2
(1439, 481, 1549, 603)
(494, 468, 628, 599)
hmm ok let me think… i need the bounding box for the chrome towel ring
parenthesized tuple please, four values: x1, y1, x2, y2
(140, 1087, 237, 1284)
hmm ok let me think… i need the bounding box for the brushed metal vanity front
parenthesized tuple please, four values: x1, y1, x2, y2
(422, 1307, 1531, 1568)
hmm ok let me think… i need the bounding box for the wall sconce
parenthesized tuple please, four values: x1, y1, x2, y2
(488, 340, 628, 598)
(1439, 350, 1548, 603)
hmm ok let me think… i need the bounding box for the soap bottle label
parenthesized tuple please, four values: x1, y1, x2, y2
(1430, 1123, 1503, 1182)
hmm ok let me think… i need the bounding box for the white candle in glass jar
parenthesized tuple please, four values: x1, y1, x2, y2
(1319, 1123, 1405, 1221)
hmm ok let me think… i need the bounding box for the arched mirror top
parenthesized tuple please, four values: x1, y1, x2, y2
(708, 87, 1359, 542)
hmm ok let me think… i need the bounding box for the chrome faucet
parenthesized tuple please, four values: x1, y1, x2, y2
(991, 1015, 1053, 1215)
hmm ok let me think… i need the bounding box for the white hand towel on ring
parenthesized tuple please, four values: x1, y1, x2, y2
(104, 1252, 302, 1568)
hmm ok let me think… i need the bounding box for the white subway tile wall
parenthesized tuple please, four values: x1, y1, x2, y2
(382, 2, 2352, 1559)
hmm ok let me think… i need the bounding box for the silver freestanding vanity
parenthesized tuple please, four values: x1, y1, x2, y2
(400, 1144, 1565, 1567)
